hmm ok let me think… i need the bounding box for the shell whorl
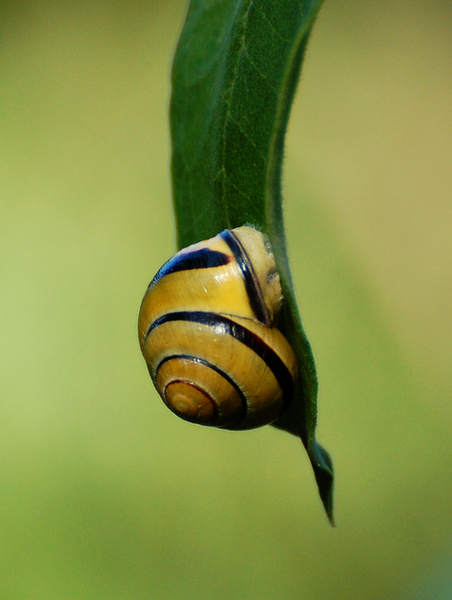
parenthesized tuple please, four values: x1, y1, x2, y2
(138, 226, 297, 430)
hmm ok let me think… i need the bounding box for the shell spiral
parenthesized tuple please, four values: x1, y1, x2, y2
(138, 226, 297, 430)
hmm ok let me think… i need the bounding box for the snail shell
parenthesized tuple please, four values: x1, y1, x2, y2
(138, 226, 297, 430)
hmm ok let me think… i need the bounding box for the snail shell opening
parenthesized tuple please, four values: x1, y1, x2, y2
(229, 226, 283, 324)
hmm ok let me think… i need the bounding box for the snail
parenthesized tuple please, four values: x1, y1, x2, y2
(138, 225, 298, 430)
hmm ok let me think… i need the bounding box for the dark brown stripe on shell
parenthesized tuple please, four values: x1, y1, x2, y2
(147, 312, 294, 405)
(149, 248, 231, 287)
(156, 354, 247, 426)
(220, 229, 271, 326)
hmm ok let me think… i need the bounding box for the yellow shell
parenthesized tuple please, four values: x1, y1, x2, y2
(138, 226, 297, 430)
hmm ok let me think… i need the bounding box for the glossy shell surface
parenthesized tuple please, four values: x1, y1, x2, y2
(138, 226, 297, 430)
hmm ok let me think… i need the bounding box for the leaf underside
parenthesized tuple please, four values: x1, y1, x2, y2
(170, 0, 334, 524)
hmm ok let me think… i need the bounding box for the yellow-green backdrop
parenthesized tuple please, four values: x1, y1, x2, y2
(1, 1, 451, 598)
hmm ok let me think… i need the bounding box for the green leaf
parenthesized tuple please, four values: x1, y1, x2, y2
(170, 0, 334, 524)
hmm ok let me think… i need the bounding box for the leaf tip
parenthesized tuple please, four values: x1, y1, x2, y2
(308, 440, 335, 526)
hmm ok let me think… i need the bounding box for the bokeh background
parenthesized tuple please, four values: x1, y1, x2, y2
(1, 1, 451, 598)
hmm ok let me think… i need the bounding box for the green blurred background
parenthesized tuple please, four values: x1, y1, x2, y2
(1, 1, 451, 598)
